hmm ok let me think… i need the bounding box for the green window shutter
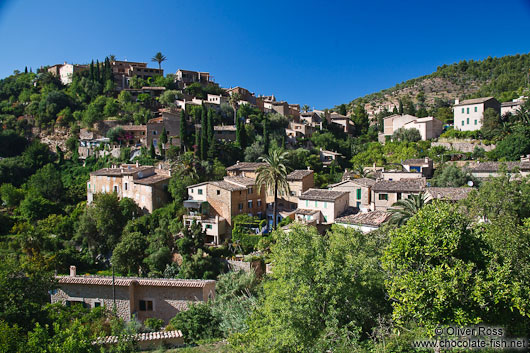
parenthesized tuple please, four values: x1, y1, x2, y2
(305, 200, 308, 207)
(467, 108, 469, 114)
(467, 118, 469, 124)
(474, 107, 477, 112)
(461, 108, 464, 113)
(462, 120, 464, 126)
(324, 202, 327, 208)
(356, 188, 361, 199)
(475, 120, 477, 125)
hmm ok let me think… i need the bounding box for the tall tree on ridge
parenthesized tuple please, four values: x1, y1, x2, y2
(229, 93, 242, 125)
(151, 52, 167, 70)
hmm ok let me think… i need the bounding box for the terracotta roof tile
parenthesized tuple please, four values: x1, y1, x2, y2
(299, 188, 348, 201)
(373, 179, 426, 192)
(56, 275, 215, 288)
(336, 210, 390, 227)
(287, 170, 314, 180)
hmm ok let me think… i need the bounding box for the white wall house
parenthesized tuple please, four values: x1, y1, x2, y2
(453, 97, 500, 131)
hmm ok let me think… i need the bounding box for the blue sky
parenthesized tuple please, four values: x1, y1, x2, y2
(0, 0, 529, 109)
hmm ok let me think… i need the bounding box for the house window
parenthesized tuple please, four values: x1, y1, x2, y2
(474, 120, 477, 125)
(305, 200, 309, 207)
(139, 300, 153, 311)
(216, 190, 220, 195)
(467, 108, 470, 114)
(124, 183, 128, 191)
(88, 183, 91, 190)
(474, 107, 477, 112)
(153, 131, 157, 135)
(198, 189, 203, 195)
(324, 202, 327, 208)
(257, 200, 262, 207)
(206, 224, 212, 229)
(379, 194, 388, 201)
(462, 120, 465, 126)
(94, 302, 102, 308)
(356, 188, 361, 200)
(314, 201, 318, 207)
(467, 118, 469, 124)
(461, 108, 464, 113)
(248, 187, 253, 194)
(397, 192, 402, 200)
(239, 203, 243, 210)
(113, 185, 118, 193)
(248, 200, 253, 209)
(323, 215, 328, 223)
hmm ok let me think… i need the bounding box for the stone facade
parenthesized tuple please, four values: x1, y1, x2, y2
(328, 178, 375, 212)
(87, 164, 171, 214)
(51, 269, 215, 324)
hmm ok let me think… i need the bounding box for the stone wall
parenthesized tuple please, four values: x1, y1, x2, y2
(432, 141, 495, 153)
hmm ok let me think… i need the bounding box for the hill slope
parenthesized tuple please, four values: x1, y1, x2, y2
(340, 52, 530, 118)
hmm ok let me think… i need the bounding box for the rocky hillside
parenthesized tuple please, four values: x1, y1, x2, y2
(340, 52, 530, 118)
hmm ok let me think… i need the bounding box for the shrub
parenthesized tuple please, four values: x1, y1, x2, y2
(143, 317, 164, 332)
(167, 303, 220, 344)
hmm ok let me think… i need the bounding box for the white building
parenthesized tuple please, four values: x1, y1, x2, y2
(383, 114, 443, 140)
(453, 97, 500, 131)
(501, 97, 526, 116)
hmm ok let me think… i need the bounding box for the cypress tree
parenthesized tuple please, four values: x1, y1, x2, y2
(24, 66, 28, 74)
(96, 59, 101, 83)
(239, 119, 247, 150)
(398, 99, 404, 114)
(149, 142, 156, 158)
(161, 127, 168, 145)
(180, 110, 187, 151)
(89, 60, 95, 81)
(236, 118, 242, 147)
(200, 105, 208, 160)
(263, 115, 269, 155)
(207, 109, 214, 146)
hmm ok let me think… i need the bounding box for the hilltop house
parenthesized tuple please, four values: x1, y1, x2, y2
(48, 62, 88, 85)
(87, 164, 171, 214)
(111, 60, 163, 90)
(402, 158, 434, 178)
(453, 97, 500, 131)
(51, 266, 215, 324)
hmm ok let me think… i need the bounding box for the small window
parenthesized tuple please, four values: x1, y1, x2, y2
(124, 183, 128, 191)
(139, 300, 153, 311)
(305, 200, 309, 207)
(113, 185, 118, 193)
(248, 187, 253, 194)
(356, 188, 361, 200)
(94, 302, 101, 308)
(324, 202, 327, 209)
(474, 120, 477, 125)
(467, 108, 470, 114)
(257, 200, 262, 207)
(239, 203, 243, 210)
(206, 224, 212, 229)
(314, 201, 318, 207)
(248, 200, 253, 209)
(467, 118, 469, 124)
(461, 108, 464, 113)
(378, 194, 388, 201)
(198, 189, 203, 195)
(462, 120, 465, 126)
(216, 190, 220, 195)
(474, 107, 477, 112)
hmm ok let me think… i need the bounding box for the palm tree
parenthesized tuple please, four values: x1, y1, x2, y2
(256, 148, 290, 229)
(151, 52, 167, 70)
(108, 54, 116, 62)
(229, 93, 242, 125)
(388, 193, 430, 226)
(301, 104, 310, 113)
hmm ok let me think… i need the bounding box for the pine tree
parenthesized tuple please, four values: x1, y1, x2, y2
(180, 110, 187, 151)
(398, 99, 404, 114)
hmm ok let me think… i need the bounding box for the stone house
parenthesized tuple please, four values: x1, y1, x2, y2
(454, 97, 501, 131)
(501, 97, 526, 116)
(380, 171, 424, 181)
(111, 60, 163, 90)
(226, 162, 267, 179)
(402, 158, 434, 178)
(175, 69, 213, 88)
(185, 176, 267, 242)
(383, 114, 443, 140)
(335, 210, 391, 233)
(87, 164, 171, 214)
(299, 112, 322, 128)
(51, 266, 215, 324)
(425, 187, 473, 202)
(120, 125, 147, 146)
(296, 189, 349, 224)
(328, 112, 354, 134)
(371, 178, 426, 211)
(146, 110, 181, 150)
(319, 148, 342, 166)
(328, 178, 375, 212)
(47, 62, 88, 85)
(463, 160, 530, 179)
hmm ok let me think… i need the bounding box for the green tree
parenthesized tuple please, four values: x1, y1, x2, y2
(27, 163, 64, 202)
(179, 110, 187, 152)
(432, 165, 473, 187)
(231, 224, 387, 352)
(229, 93, 242, 125)
(168, 303, 220, 344)
(0, 183, 24, 207)
(481, 107, 502, 140)
(301, 104, 310, 112)
(351, 103, 369, 136)
(391, 127, 421, 142)
(382, 202, 489, 327)
(388, 193, 430, 226)
(151, 51, 167, 70)
(255, 148, 290, 229)
(112, 231, 147, 275)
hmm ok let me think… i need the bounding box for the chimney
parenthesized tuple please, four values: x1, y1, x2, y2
(425, 157, 429, 164)
(455, 99, 459, 105)
(69, 265, 76, 277)
(307, 166, 311, 170)
(136, 161, 139, 167)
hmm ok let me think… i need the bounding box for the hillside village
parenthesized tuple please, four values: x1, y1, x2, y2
(2, 51, 530, 351)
